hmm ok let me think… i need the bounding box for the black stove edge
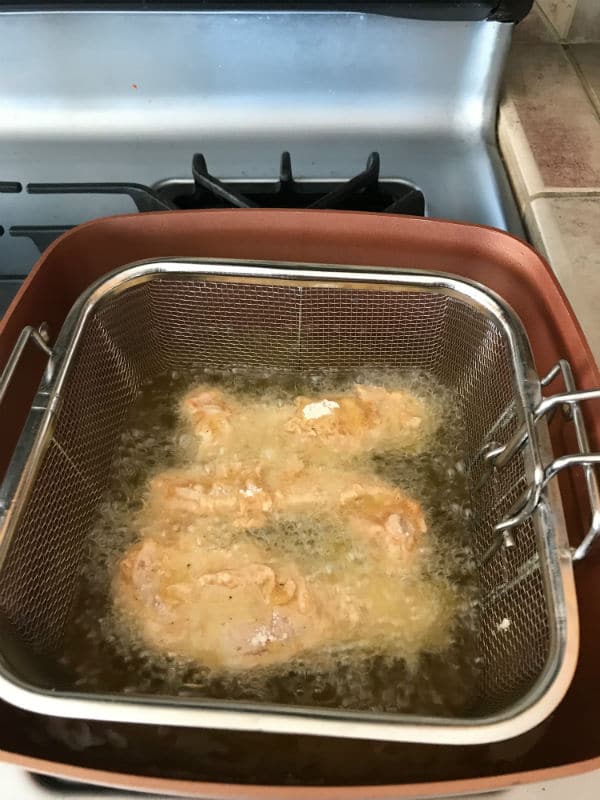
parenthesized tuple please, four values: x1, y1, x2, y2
(4, 152, 427, 255)
(489, 0, 533, 22)
(0, 2, 534, 24)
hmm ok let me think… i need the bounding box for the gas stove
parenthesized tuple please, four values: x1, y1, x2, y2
(0, 2, 524, 320)
(7, 150, 427, 252)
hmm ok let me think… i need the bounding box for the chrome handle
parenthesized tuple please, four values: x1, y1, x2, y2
(0, 324, 55, 524)
(539, 360, 600, 561)
(0, 323, 52, 407)
(490, 386, 600, 472)
(487, 359, 600, 561)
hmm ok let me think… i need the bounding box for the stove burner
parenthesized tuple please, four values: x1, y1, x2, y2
(7, 153, 425, 253)
(166, 152, 425, 215)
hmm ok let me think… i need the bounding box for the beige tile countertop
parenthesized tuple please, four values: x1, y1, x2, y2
(498, 1, 600, 361)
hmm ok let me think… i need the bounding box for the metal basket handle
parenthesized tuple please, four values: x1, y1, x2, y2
(0, 323, 52, 406)
(487, 359, 600, 561)
(539, 361, 600, 560)
(0, 323, 53, 521)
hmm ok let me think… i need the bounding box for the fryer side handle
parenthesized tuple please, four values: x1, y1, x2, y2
(486, 359, 600, 562)
(0, 324, 52, 407)
(0, 323, 54, 528)
(541, 361, 600, 561)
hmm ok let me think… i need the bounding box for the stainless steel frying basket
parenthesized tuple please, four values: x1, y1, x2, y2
(0, 258, 599, 745)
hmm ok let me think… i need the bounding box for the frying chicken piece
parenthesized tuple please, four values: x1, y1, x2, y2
(180, 385, 291, 462)
(181, 384, 436, 462)
(180, 383, 435, 464)
(285, 384, 431, 455)
(114, 535, 362, 670)
(144, 461, 274, 530)
(180, 387, 239, 451)
(114, 512, 449, 672)
(115, 381, 436, 672)
(144, 460, 427, 566)
(339, 479, 427, 563)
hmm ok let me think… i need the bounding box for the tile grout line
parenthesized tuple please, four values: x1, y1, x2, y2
(563, 44, 600, 123)
(531, 189, 600, 200)
(521, 190, 600, 226)
(562, 0, 578, 41)
(498, 100, 545, 206)
(533, 1, 561, 42)
(499, 42, 600, 214)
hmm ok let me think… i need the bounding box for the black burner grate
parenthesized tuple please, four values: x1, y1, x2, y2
(5, 153, 425, 253)
(168, 152, 425, 215)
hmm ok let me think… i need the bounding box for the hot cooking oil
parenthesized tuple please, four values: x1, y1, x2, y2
(60, 367, 480, 717)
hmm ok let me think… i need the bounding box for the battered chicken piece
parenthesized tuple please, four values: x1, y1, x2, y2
(144, 461, 427, 565)
(114, 509, 445, 672)
(144, 462, 273, 529)
(180, 387, 239, 451)
(180, 385, 291, 462)
(115, 381, 435, 671)
(285, 384, 431, 455)
(339, 479, 427, 563)
(114, 535, 361, 670)
(180, 383, 434, 464)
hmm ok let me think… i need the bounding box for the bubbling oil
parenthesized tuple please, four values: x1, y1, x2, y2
(60, 367, 480, 717)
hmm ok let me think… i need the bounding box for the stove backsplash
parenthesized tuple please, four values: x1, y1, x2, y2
(0, 8, 521, 290)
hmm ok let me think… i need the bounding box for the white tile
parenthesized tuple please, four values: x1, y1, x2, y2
(501, 43, 600, 194)
(525, 195, 600, 361)
(570, 43, 600, 113)
(514, 3, 559, 42)
(568, 0, 600, 42)
(498, 100, 544, 209)
(538, 0, 577, 38)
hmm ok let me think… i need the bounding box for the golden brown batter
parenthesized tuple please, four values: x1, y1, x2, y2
(179, 383, 435, 464)
(114, 381, 451, 672)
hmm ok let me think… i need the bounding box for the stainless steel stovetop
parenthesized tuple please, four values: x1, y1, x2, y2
(0, 7, 523, 318)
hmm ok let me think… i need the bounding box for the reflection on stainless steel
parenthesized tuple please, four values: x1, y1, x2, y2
(0, 281, 21, 317)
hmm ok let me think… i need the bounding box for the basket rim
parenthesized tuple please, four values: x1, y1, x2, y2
(0, 257, 579, 745)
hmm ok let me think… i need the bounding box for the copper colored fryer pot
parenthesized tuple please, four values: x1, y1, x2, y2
(0, 209, 599, 797)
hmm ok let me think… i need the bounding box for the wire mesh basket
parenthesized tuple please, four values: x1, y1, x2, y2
(0, 258, 598, 745)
